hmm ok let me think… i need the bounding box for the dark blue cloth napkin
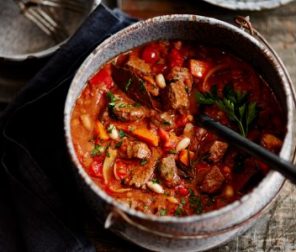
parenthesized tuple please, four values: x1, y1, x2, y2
(0, 4, 136, 252)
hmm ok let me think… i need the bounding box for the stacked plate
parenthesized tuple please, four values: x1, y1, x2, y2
(0, 0, 100, 103)
(202, 0, 294, 10)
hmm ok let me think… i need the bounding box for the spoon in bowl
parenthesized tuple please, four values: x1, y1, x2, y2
(196, 114, 296, 184)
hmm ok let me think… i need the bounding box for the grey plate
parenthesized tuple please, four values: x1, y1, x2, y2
(0, 0, 101, 61)
(202, 0, 294, 10)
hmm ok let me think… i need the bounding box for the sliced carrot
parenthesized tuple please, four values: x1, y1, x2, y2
(189, 59, 209, 78)
(179, 149, 194, 166)
(158, 128, 170, 143)
(95, 121, 109, 140)
(132, 128, 159, 147)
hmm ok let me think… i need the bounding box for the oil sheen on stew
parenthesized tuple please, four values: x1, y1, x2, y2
(71, 40, 286, 217)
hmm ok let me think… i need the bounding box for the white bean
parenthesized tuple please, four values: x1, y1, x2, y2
(109, 124, 119, 140)
(176, 137, 191, 152)
(155, 74, 166, 89)
(147, 181, 164, 194)
(80, 114, 92, 131)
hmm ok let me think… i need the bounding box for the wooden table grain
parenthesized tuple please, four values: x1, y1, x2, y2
(89, 1, 296, 251)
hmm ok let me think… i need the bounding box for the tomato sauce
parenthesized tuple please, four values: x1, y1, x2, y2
(71, 40, 285, 217)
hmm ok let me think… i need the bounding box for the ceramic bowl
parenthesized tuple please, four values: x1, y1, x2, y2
(64, 15, 296, 251)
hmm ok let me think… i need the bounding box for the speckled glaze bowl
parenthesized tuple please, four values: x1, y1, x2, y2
(64, 15, 296, 251)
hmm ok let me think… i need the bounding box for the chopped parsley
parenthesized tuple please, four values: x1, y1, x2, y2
(91, 144, 105, 156)
(133, 102, 142, 108)
(195, 85, 258, 137)
(140, 159, 148, 166)
(125, 78, 132, 91)
(115, 141, 123, 148)
(174, 197, 186, 216)
(119, 130, 126, 138)
(168, 149, 177, 154)
(189, 189, 203, 214)
(162, 120, 171, 126)
(159, 209, 167, 216)
(139, 80, 146, 93)
(118, 103, 127, 108)
(107, 124, 114, 133)
(151, 178, 159, 184)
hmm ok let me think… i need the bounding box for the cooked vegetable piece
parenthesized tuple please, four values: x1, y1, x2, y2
(95, 121, 109, 140)
(261, 134, 283, 152)
(179, 149, 194, 166)
(102, 148, 118, 183)
(132, 128, 159, 147)
(189, 59, 209, 78)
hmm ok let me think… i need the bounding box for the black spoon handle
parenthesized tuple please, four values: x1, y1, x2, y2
(196, 114, 296, 184)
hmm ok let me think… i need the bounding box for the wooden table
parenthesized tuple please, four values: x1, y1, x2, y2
(88, 1, 296, 251)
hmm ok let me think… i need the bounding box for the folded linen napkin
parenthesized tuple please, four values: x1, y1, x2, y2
(0, 4, 136, 252)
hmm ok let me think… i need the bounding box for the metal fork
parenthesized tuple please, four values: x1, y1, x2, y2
(14, 0, 69, 42)
(26, 0, 86, 13)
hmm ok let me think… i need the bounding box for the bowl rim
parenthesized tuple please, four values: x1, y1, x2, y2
(64, 14, 294, 226)
(202, 0, 294, 10)
(0, 0, 101, 62)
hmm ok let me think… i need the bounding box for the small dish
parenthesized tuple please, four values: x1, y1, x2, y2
(0, 0, 101, 62)
(202, 0, 294, 10)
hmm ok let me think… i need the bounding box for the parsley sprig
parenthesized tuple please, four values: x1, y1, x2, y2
(196, 86, 258, 137)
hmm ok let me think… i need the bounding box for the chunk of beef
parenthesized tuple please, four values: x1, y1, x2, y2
(130, 142, 151, 159)
(126, 56, 151, 75)
(261, 134, 282, 152)
(113, 102, 146, 121)
(119, 139, 151, 160)
(128, 148, 161, 188)
(164, 81, 189, 111)
(167, 67, 193, 92)
(159, 155, 180, 187)
(200, 166, 225, 194)
(208, 141, 228, 163)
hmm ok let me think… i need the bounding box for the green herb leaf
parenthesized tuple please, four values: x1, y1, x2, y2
(139, 80, 146, 93)
(189, 189, 203, 214)
(107, 125, 114, 133)
(152, 178, 159, 184)
(159, 209, 167, 216)
(162, 120, 171, 126)
(115, 141, 123, 148)
(174, 206, 183, 216)
(119, 130, 126, 138)
(168, 149, 177, 154)
(196, 85, 257, 137)
(140, 159, 148, 166)
(133, 102, 142, 108)
(125, 78, 132, 92)
(91, 145, 105, 156)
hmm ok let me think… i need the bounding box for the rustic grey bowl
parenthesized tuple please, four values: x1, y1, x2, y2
(64, 15, 296, 251)
(0, 0, 101, 61)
